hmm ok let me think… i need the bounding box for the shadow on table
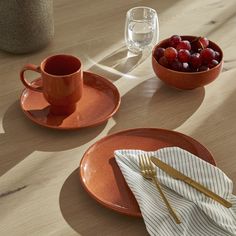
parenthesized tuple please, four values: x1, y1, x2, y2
(0, 101, 106, 177)
(108, 78, 205, 134)
(189, 89, 236, 174)
(87, 46, 150, 81)
(59, 169, 148, 236)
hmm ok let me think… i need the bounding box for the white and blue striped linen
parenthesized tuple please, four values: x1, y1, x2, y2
(114, 147, 236, 236)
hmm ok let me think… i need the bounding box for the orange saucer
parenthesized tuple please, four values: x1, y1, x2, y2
(20, 71, 120, 130)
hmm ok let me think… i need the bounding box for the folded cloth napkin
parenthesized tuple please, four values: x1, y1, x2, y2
(114, 147, 236, 236)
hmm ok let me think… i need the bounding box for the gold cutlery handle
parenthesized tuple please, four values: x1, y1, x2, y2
(151, 156, 232, 208)
(184, 177, 232, 208)
(152, 177, 181, 224)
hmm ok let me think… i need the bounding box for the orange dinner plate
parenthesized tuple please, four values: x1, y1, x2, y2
(79, 128, 215, 217)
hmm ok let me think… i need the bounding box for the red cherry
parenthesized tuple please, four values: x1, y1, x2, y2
(178, 49, 190, 63)
(158, 56, 169, 68)
(176, 40, 191, 51)
(169, 35, 182, 48)
(164, 47, 178, 62)
(190, 53, 202, 69)
(200, 48, 215, 64)
(198, 37, 209, 49)
(191, 40, 199, 52)
(209, 59, 219, 68)
(171, 60, 183, 71)
(154, 47, 165, 61)
(214, 51, 220, 61)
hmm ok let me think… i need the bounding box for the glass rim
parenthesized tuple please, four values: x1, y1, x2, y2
(126, 6, 157, 16)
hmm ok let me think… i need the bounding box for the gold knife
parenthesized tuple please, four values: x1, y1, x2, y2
(150, 157, 232, 208)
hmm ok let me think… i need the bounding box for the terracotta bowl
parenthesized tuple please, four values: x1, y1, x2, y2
(152, 36, 223, 90)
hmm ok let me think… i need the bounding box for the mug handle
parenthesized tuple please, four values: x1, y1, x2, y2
(20, 64, 43, 92)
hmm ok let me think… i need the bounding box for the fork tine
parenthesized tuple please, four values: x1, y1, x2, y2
(144, 155, 153, 176)
(142, 155, 149, 175)
(141, 155, 149, 177)
(138, 155, 145, 175)
(147, 156, 156, 175)
(145, 156, 153, 174)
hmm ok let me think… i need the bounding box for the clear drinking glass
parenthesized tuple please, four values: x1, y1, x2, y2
(125, 7, 159, 54)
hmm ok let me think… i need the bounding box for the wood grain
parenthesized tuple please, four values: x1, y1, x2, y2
(0, 0, 236, 235)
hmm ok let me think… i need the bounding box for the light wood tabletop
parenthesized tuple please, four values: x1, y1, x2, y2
(1, 0, 236, 235)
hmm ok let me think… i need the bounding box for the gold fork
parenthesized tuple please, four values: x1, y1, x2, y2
(138, 155, 181, 224)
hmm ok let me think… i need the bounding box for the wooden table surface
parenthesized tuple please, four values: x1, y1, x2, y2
(1, 0, 236, 235)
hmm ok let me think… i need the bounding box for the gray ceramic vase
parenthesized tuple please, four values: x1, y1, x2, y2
(0, 0, 54, 54)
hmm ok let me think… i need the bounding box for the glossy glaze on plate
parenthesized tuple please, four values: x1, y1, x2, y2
(20, 71, 120, 129)
(79, 128, 215, 217)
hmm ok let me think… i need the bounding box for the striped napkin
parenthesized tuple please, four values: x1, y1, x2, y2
(114, 147, 236, 236)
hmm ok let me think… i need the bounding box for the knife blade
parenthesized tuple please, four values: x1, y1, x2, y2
(150, 156, 232, 208)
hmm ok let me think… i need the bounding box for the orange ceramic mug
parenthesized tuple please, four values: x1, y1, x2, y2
(20, 54, 83, 115)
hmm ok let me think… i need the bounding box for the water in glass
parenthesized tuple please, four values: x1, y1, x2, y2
(127, 21, 154, 48)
